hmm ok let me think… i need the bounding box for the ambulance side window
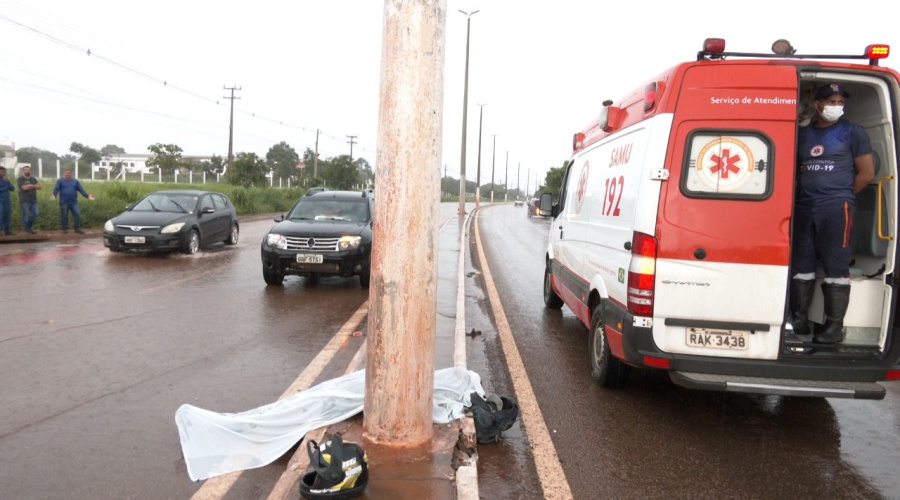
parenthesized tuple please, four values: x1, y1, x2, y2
(557, 160, 572, 214)
(681, 131, 774, 200)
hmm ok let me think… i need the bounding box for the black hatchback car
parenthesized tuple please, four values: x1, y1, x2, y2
(103, 190, 239, 254)
(261, 190, 373, 287)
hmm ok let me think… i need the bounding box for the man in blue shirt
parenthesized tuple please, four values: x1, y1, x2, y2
(0, 166, 14, 235)
(788, 83, 875, 344)
(51, 169, 94, 234)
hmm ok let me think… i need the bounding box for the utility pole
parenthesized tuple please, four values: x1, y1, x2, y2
(526, 167, 530, 199)
(504, 150, 509, 203)
(516, 161, 521, 200)
(475, 103, 485, 209)
(490, 134, 496, 204)
(458, 9, 479, 216)
(365, 0, 444, 448)
(347, 135, 358, 162)
(223, 85, 241, 172)
(314, 129, 320, 180)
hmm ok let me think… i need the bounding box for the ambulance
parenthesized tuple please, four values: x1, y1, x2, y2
(541, 38, 900, 399)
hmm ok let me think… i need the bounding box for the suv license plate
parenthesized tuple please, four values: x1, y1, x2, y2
(296, 254, 324, 264)
(124, 236, 145, 244)
(686, 328, 748, 350)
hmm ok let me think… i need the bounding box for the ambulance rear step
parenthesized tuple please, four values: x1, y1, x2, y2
(670, 371, 886, 400)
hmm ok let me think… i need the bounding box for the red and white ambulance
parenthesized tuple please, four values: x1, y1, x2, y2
(541, 39, 900, 399)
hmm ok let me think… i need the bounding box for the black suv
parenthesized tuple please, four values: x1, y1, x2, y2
(261, 190, 374, 287)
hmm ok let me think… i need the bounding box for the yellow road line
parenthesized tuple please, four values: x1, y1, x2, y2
(473, 215, 574, 500)
(191, 301, 369, 500)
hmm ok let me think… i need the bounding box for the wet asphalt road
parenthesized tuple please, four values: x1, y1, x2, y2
(0, 215, 373, 498)
(467, 204, 900, 499)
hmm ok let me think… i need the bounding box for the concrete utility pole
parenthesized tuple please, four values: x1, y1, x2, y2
(504, 150, 509, 202)
(526, 168, 530, 199)
(314, 129, 320, 179)
(490, 134, 496, 204)
(365, 0, 445, 448)
(347, 135, 357, 162)
(516, 161, 520, 200)
(458, 9, 479, 216)
(475, 103, 485, 209)
(223, 85, 241, 172)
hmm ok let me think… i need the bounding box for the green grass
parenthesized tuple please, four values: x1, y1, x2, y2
(5, 180, 307, 231)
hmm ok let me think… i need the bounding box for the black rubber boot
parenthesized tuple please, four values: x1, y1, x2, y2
(813, 283, 850, 344)
(787, 279, 815, 338)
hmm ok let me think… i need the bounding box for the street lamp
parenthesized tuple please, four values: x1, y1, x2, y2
(475, 103, 485, 209)
(458, 9, 479, 216)
(491, 134, 497, 204)
(504, 151, 509, 203)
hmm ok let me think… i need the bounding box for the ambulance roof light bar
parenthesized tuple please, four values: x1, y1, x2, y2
(697, 38, 890, 66)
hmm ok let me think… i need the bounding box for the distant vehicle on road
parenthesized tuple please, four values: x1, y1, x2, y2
(102, 190, 239, 254)
(527, 198, 550, 218)
(261, 190, 373, 287)
(514, 198, 524, 207)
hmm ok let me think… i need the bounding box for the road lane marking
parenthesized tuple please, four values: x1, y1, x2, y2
(455, 211, 473, 369)
(191, 301, 369, 500)
(267, 336, 368, 500)
(473, 214, 574, 500)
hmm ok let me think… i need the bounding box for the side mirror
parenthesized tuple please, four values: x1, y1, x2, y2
(539, 193, 554, 216)
(200, 207, 215, 215)
(275, 214, 285, 222)
(126, 203, 134, 211)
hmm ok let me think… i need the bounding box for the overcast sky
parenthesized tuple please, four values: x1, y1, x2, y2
(2, 0, 899, 190)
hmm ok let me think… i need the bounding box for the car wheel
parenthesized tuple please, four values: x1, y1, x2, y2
(589, 303, 631, 388)
(225, 223, 239, 245)
(263, 267, 284, 286)
(543, 262, 563, 309)
(359, 272, 370, 288)
(182, 229, 200, 255)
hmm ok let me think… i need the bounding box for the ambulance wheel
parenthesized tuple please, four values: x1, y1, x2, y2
(543, 262, 563, 309)
(589, 304, 630, 387)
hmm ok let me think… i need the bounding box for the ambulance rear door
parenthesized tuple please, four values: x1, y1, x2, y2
(653, 64, 798, 361)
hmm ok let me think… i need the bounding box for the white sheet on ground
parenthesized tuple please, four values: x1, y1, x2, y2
(175, 367, 484, 481)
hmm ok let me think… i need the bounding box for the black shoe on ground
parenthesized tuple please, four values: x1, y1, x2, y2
(75, 229, 85, 234)
(28, 229, 38, 234)
(63, 229, 69, 234)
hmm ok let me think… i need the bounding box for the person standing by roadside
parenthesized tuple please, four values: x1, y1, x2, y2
(16, 165, 41, 234)
(0, 166, 15, 235)
(50, 168, 94, 234)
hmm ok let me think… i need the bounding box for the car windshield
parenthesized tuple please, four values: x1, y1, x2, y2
(288, 199, 369, 223)
(133, 193, 198, 213)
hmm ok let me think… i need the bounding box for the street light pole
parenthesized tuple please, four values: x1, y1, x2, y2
(516, 161, 520, 201)
(491, 134, 497, 204)
(504, 151, 509, 203)
(458, 9, 479, 216)
(475, 103, 485, 209)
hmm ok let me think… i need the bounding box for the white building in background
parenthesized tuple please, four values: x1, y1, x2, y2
(92, 154, 215, 176)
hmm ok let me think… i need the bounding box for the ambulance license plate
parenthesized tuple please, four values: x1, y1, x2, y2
(296, 254, 323, 264)
(124, 236, 145, 244)
(686, 328, 748, 350)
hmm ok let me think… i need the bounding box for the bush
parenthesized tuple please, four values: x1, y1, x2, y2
(6, 179, 315, 231)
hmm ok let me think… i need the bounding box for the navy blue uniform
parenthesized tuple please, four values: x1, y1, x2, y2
(792, 119, 872, 278)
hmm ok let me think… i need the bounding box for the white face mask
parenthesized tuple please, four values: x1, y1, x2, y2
(821, 105, 844, 122)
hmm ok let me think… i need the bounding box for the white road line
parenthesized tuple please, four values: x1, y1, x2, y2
(473, 214, 574, 500)
(455, 211, 472, 369)
(191, 301, 369, 500)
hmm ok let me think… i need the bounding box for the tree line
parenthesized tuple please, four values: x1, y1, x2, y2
(13, 141, 374, 190)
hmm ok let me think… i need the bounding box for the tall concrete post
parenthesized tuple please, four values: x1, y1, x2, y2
(365, 0, 445, 447)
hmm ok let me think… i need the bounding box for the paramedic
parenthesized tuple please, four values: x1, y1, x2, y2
(788, 83, 875, 344)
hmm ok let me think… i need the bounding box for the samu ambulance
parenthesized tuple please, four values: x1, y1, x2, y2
(541, 38, 900, 399)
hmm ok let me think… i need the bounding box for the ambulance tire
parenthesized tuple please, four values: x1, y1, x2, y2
(543, 263, 564, 309)
(589, 304, 630, 388)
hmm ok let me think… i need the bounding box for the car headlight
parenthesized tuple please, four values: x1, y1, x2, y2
(161, 222, 185, 234)
(267, 233, 287, 249)
(104, 219, 114, 232)
(339, 236, 362, 250)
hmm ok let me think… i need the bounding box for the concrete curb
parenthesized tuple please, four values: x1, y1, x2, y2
(454, 208, 480, 499)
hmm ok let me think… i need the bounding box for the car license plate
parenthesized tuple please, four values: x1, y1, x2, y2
(124, 236, 145, 244)
(686, 328, 748, 350)
(296, 254, 323, 264)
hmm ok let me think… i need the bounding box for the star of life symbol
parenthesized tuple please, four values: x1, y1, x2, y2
(696, 137, 755, 192)
(810, 145, 824, 157)
(574, 161, 589, 215)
